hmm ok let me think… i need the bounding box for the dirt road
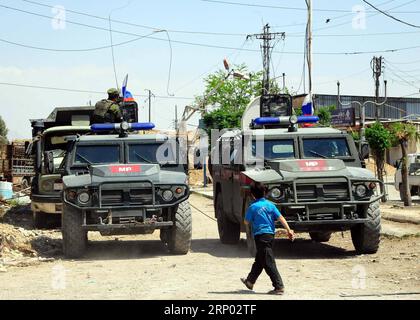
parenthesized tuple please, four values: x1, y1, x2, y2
(0, 194, 419, 300)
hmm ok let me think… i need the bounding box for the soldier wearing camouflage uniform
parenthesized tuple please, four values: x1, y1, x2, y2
(92, 88, 123, 123)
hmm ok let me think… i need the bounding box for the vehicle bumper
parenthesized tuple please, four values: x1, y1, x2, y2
(31, 194, 62, 214)
(282, 218, 369, 232)
(63, 195, 189, 211)
(82, 221, 174, 232)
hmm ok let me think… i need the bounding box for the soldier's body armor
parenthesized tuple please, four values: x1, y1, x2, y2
(92, 99, 122, 123)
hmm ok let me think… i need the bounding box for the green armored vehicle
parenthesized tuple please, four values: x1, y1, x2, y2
(58, 122, 191, 258)
(30, 107, 94, 228)
(209, 95, 383, 255)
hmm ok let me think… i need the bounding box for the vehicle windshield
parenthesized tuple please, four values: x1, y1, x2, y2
(252, 139, 295, 160)
(302, 138, 351, 158)
(74, 145, 120, 164)
(128, 143, 176, 164)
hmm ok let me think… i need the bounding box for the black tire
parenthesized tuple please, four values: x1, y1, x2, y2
(167, 201, 192, 255)
(309, 231, 332, 242)
(216, 193, 240, 244)
(33, 212, 48, 229)
(61, 203, 87, 258)
(351, 201, 381, 254)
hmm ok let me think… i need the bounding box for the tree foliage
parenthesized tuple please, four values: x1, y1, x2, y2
(365, 121, 392, 152)
(365, 121, 391, 201)
(388, 122, 419, 206)
(0, 115, 8, 145)
(315, 105, 336, 126)
(201, 64, 263, 132)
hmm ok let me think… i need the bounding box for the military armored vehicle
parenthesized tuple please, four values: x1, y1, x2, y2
(58, 122, 191, 258)
(209, 94, 383, 255)
(29, 107, 94, 228)
(29, 103, 139, 229)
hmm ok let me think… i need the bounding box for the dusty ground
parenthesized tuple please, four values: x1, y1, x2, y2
(0, 194, 419, 300)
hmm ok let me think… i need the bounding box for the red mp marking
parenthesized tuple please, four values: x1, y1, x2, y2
(298, 160, 328, 171)
(110, 165, 141, 173)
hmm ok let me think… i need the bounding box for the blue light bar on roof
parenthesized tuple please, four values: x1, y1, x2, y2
(91, 123, 119, 131)
(130, 122, 155, 130)
(90, 122, 155, 132)
(297, 116, 319, 123)
(253, 115, 319, 126)
(253, 116, 292, 126)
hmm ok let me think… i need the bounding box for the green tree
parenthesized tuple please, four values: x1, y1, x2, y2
(365, 122, 392, 201)
(201, 64, 263, 133)
(389, 122, 420, 206)
(315, 105, 336, 127)
(0, 115, 8, 145)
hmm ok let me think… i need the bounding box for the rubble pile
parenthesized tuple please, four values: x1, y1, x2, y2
(0, 204, 61, 272)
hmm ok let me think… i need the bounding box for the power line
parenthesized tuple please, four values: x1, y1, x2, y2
(288, 0, 415, 35)
(363, 0, 420, 28)
(25, 0, 420, 38)
(12, 0, 420, 43)
(21, 0, 248, 37)
(2, 3, 420, 55)
(385, 60, 420, 82)
(0, 32, 159, 52)
(386, 68, 420, 90)
(386, 58, 420, 65)
(201, 0, 420, 13)
(0, 82, 194, 100)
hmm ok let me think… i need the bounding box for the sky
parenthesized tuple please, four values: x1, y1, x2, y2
(0, 0, 419, 139)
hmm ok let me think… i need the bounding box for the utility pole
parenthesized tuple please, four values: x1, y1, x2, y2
(144, 89, 155, 122)
(247, 24, 285, 96)
(282, 73, 286, 92)
(307, 0, 313, 95)
(174, 105, 178, 130)
(371, 56, 384, 120)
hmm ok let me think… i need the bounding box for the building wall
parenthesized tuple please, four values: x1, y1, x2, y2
(313, 94, 420, 120)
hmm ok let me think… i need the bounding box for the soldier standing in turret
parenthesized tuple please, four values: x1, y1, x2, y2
(92, 88, 123, 124)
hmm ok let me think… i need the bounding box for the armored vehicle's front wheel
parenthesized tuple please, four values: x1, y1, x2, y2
(62, 204, 87, 258)
(216, 193, 240, 245)
(309, 231, 332, 242)
(351, 201, 381, 254)
(167, 201, 192, 255)
(33, 212, 48, 229)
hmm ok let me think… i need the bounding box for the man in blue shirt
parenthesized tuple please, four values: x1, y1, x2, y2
(241, 183, 294, 295)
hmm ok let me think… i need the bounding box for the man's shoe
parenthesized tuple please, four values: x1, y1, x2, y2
(268, 287, 284, 295)
(240, 278, 254, 290)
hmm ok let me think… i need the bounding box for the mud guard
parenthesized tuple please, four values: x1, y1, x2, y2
(241, 168, 282, 184)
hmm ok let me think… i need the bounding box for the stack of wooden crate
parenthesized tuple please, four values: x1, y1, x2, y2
(0, 144, 11, 178)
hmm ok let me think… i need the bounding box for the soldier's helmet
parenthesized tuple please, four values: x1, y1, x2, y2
(107, 88, 120, 96)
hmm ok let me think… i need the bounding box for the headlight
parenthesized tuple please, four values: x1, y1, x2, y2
(67, 190, 77, 201)
(269, 187, 282, 199)
(77, 191, 90, 204)
(368, 182, 377, 190)
(355, 184, 367, 197)
(41, 180, 53, 192)
(162, 190, 174, 202)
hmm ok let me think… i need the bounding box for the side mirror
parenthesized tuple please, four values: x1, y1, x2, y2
(44, 151, 55, 174)
(360, 143, 370, 160)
